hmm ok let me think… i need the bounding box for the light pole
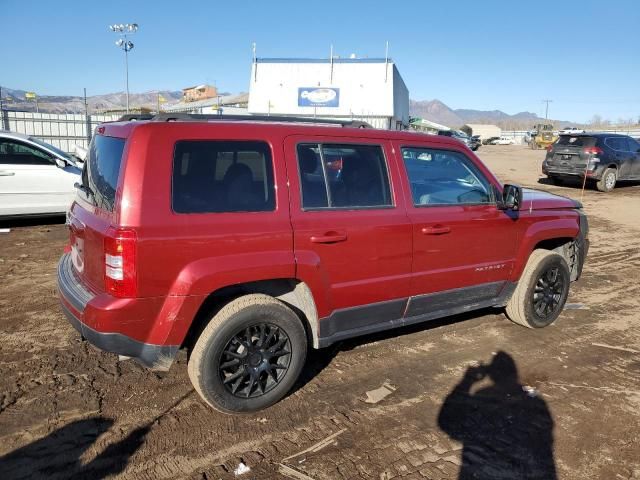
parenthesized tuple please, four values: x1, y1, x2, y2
(109, 23, 138, 113)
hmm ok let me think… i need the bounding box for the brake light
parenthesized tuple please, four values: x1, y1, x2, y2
(583, 146, 603, 155)
(546, 144, 554, 152)
(104, 228, 136, 297)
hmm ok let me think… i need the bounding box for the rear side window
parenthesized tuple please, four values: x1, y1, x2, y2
(556, 136, 596, 147)
(85, 135, 126, 211)
(604, 137, 628, 152)
(172, 140, 275, 213)
(297, 143, 392, 209)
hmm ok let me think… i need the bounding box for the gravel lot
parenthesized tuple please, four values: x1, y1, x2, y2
(1, 145, 639, 480)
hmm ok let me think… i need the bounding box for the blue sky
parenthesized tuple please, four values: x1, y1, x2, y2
(1, 0, 639, 122)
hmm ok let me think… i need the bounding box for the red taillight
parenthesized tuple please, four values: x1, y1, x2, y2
(104, 228, 137, 297)
(546, 145, 554, 152)
(583, 146, 603, 155)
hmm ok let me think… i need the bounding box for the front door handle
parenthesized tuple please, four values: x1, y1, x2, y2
(310, 232, 348, 243)
(421, 225, 451, 235)
(0, 171, 15, 176)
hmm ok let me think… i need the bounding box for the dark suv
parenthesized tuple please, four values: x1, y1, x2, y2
(57, 115, 588, 413)
(437, 129, 472, 148)
(543, 133, 640, 192)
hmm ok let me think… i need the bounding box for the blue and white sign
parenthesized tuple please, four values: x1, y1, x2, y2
(298, 87, 340, 107)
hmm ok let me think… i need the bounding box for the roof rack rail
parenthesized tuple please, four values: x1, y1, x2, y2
(117, 113, 155, 121)
(148, 113, 372, 128)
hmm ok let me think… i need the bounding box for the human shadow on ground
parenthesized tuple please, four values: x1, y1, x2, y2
(0, 417, 149, 480)
(0, 392, 191, 480)
(438, 351, 557, 480)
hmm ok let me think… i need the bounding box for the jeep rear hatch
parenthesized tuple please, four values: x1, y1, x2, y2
(69, 133, 128, 293)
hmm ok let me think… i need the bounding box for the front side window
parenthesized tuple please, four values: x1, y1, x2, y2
(172, 140, 275, 213)
(0, 139, 53, 165)
(402, 147, 493, 206)
(628, 138, 640, 152)
(297, 143, 392, 209)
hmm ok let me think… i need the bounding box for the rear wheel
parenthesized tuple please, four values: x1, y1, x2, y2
(547, 176, 563, 186)
(188, 294, 307, 413)
(506, 250, 570, 328)
(596, 168, 617, 192)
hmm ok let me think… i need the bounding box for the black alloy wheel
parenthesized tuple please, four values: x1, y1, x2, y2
(532, 266, 566, 320)
(219, 323, 292, 398)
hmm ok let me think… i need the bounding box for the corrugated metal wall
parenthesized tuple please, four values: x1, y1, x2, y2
(1, 111, 120, 153)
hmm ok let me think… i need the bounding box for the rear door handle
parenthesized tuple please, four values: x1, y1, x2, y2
(310, 232, 348, 243)
(421, 225, 451, 235)
(0, 171, 15, 176)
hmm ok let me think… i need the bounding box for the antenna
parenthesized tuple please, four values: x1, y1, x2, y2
(330, 44, 334, 83)
(252, 42, 257, 82)
(385, 40, 389, 82)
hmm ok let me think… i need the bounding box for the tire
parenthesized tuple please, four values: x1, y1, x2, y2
(596, 168, 617, 192)
(547, 176, 563, 186)
(505, 250, 570, 328)
(188, 294, 307, 414)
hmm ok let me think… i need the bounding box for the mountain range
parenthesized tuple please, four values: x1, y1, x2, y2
(0, 86, 183, 113)
(1, 85, 569, 128)
(409, 99, 571, 129)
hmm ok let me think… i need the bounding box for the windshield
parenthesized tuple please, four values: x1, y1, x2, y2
(28, 136, 72, 161)
(556, 136, 596, 147)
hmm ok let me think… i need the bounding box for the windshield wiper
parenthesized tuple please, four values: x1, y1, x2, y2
(74, 182, 95, 199)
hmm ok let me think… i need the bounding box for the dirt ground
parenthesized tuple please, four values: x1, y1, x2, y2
(1, 145, 639, 480)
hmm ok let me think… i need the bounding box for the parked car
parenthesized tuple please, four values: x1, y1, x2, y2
(57, 115, 589, 413)
(559, 127, 585, 135)
(543, 133, 640, 192)
(437, 129, 472, 148)
(0, 131, 82, 218)
(483, 136, 500, 145)
(492, 136, 516, 145)
(469, 135, 482, 151)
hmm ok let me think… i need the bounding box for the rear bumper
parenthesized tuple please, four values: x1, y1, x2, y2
(543, 161, 604, 180)
(57, 254, 179, 371)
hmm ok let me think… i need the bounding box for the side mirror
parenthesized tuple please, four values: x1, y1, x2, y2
(499, 184, 523, 211)
(55, 158, 66, 168)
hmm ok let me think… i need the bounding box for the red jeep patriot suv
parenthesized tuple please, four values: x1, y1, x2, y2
(58, 115, 588, 413)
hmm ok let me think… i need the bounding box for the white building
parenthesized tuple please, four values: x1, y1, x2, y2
(248, 57, 409, 130)
(460, 124, 502, 140)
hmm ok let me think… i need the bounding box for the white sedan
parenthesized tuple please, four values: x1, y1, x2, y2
(491, 136, 516, 145)
(0, 131, 82, 218)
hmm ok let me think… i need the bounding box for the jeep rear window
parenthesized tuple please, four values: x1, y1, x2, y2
(172, 140, 275, 213)
(556, 136, 596, 147)
(83, 135, 126, 211)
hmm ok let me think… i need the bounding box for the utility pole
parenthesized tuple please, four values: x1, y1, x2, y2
(542, 99, 553, 120)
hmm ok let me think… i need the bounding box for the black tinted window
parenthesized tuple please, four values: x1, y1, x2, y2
(297, 143, 392, 209)
(172, 141, 275, 213)
(402, 148, 492, 206)
(628, 138, 640, 152)
(605, 137, 627, 151)
(85, 135, 125, 211)
(556, 136, 596, 147)
(0, 139, 53, 165)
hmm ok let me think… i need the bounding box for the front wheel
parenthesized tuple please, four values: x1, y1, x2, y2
(188, 294, 307, 413)
(596, 168, 617, 192)
(506, 250, 570, 328)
